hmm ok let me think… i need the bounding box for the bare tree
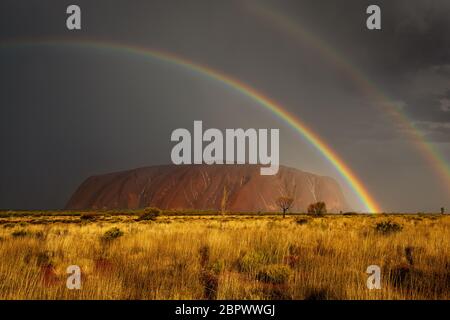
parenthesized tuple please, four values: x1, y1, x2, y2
(276, 196, 294, 218)
(307, 201, 327, 215)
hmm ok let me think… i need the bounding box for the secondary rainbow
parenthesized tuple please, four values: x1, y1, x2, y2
(248, 3, 450, 194)
(0, 39, 381, 212)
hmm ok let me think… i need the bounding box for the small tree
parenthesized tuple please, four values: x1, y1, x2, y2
(307, 201, 327, 215)
(276, 196, 294, 218)
(441, 207, 445, 215)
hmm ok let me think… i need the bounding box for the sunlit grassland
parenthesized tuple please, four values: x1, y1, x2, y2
(0, 212, 448, 299)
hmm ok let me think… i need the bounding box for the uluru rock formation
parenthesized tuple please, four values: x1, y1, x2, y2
(65, 165, 350, 212)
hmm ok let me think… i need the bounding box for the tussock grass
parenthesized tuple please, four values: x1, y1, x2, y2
(0, 214, 448, 299)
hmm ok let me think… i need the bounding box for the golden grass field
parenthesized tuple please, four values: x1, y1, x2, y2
(0, 212, 448, 300)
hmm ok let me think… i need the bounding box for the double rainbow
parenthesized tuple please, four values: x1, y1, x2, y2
(0, 39, 381, 213)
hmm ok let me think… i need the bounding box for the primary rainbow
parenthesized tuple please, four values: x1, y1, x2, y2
(0, 39, 381, 213)
(248, 3, 450, 194)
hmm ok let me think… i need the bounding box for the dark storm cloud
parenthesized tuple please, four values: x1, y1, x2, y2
(390, 0, 450, 69)
(372, 1, 450, 139)
(396, 63, 450, 141)
(408, 88, 450, 142)
(348, 0, 450, 141)
(405, 89, 450, 124)
(416, 122, 450, 143)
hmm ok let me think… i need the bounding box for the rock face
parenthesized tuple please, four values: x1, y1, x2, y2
(65, 164, 350, 212)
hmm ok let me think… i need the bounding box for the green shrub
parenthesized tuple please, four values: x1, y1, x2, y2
(11, 229, 29, 238)
(137, 207, 161, 221)
(238, 251, 266, 273)
(3, 223, 15, 228)
(101, 227, 124, 241)
(256, 264, 291, 284)
(295, 218, 309, 225)
(80, 213, 97, 221)
(375, 221, 403, 235)
(209, 259, 225, 274)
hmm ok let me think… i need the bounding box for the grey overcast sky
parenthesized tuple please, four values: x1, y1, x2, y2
(0, 0, 449, 212)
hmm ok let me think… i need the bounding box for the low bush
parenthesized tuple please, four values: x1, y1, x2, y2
(375, 221, 403, 235)
(11, 229, 29, 238)
(238, 251, 266, 273)
(137, 207, 161, 221)
(294, 218, 309, 225)
(307, 202, 327, 215)
(304, 287, 337, 300)
(80, 213, 97, 221)
(256, 264, 291, 284)
(3, 223, 15, 228)
(101, 227, 124, 241)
